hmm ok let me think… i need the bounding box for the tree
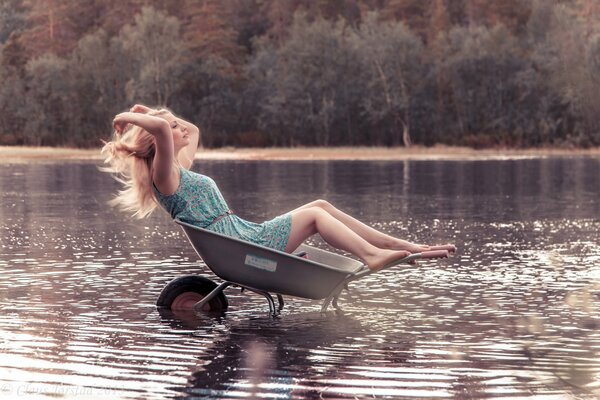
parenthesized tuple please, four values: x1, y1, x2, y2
(22, 53, 69, 145)
(179, 0, 244, 67)
(354, 13, 428, 146)
(261, 0, 361, 47)
(170, 56, 239, 147)
(529, 0, 600, 145)
(19, 0, 101, 57)
(434, 25, 545, 146)
(0, 0, 27, 44)
(1, 32, 28, 75)
(67, 28, 129, 146)
(228, 0, 272, 54)
(244, 40, 285, 145)
(379, 0, 431, 40)
(250, 13, 363, 146)
(115, 6, 186, 106)
(465, 0, 531, 33)
(427, 0, 451, 43)
(0, 2, 29, 144)
(0, 42, 28, 144)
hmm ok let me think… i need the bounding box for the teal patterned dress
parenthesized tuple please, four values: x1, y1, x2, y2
(153, 167, 292, 252)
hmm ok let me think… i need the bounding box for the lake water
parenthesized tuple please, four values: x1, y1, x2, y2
(0, 157, 599, 399)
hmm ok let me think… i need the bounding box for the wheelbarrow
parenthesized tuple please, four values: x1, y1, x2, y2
(157, 219, 456, 315)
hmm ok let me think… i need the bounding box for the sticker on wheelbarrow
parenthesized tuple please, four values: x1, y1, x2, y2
(244, 254, 277, 272)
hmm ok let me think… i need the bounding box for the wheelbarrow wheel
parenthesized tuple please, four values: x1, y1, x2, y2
(156, 275, 228, 312)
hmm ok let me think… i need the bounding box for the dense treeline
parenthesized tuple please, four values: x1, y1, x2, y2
(1, 0, 599, 147)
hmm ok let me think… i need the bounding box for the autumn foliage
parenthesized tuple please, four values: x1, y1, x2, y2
(1, 0, 599, 147)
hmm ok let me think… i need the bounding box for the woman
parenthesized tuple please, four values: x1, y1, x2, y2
(102, 104, 435, 271)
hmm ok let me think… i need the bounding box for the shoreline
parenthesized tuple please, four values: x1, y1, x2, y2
(0, 145, 599, 163)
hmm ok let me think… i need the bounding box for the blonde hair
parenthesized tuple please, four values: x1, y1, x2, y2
(101, 108, 171, 218)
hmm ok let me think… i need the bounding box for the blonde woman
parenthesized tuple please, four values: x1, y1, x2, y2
(102, 104, 435, 271)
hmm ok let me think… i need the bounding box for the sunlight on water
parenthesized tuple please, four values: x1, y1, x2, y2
(0, 159, 599, 399)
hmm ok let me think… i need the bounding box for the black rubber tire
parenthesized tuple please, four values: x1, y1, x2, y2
(156, 275, 229, 311)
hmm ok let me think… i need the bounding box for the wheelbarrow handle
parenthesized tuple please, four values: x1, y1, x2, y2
(418, 249, 449, 259)
(428, 244, 456, 253)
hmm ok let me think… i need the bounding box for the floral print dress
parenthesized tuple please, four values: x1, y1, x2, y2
(153, 167, 292, 252)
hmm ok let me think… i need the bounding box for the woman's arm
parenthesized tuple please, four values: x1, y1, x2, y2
(176, 118, 200, 169)
(128, 104, 200, 170)
(113, 111, 169, 137)
(113, 112, 178, 194)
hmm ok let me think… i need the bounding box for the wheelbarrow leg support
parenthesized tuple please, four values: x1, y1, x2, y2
(241, 286, 278, 315)
(263, 292, 276, 315)
(191, 281, 281, 315)
(321, 288, 343, 313)
(321, 268, 372, 313)
(320, 299, 330, 313)
(332, 295, 341, 310)
(193, 281, 232, 313)
(320, 252, 450, 313)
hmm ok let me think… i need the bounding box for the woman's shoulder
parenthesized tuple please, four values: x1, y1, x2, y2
(180, 166, 212, 183)
(154, 166, 185, 197)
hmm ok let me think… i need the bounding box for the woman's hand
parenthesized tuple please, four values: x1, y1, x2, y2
(113, 105, 155, 134)
(112, 112, 169, 137)
(113, 112, 134, 134)
(130, 104, 153, 114)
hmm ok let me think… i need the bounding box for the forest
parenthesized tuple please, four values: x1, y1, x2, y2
(0, 0, 599, 148)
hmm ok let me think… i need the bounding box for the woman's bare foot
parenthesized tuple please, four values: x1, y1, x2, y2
(406, 244, 431, 253)
(364, 249, 413, 271)
(388, 241, 430, 253)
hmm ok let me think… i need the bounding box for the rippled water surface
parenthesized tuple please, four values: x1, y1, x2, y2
(0, 157, 599, 399)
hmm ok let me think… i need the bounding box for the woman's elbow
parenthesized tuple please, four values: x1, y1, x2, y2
(151, 120, 171, 137)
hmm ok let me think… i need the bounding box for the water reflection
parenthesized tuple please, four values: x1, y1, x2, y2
(177, 313, 370, 398)
(0, 158, 599, 399)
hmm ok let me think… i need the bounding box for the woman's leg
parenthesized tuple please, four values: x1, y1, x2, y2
(284, 207, 411, 271)
(291, 200, 428, 252)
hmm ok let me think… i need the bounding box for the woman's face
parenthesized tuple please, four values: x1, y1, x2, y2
(161, 113, 190, 151)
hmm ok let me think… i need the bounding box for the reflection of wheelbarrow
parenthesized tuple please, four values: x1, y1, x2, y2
(157, 219, 456, 315)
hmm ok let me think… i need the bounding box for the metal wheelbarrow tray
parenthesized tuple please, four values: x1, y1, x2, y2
(156, 219, 455, 315)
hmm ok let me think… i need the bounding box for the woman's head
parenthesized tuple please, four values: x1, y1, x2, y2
(101, 107, 172, 218)
(160, 112, 192, 153)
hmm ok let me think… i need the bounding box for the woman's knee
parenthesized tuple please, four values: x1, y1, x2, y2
(310, 199, 332, 210)
(308, 206, 330, 221)
(309, 207, 333, 229)
(287, 208, 323, 249)
(291, 207, 324, 234)
(294, 199, 331, 213)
